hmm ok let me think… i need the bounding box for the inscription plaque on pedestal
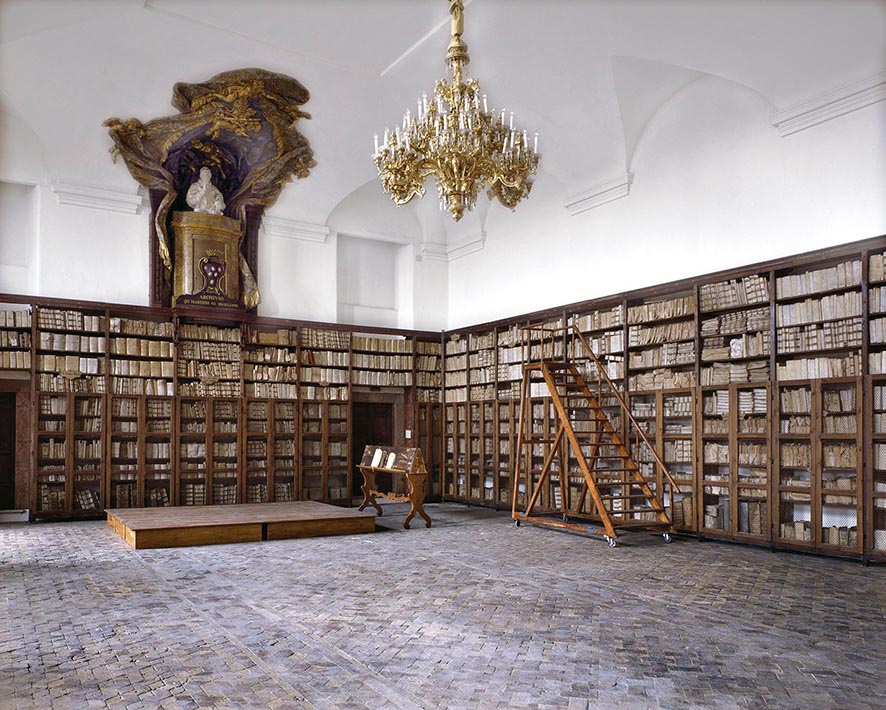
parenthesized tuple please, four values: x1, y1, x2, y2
(171, 211, 242, 309)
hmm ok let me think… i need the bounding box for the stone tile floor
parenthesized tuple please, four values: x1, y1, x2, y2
(1, 503, 885, 709)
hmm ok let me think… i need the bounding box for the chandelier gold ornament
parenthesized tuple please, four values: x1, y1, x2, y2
(372, 0, 540, 221)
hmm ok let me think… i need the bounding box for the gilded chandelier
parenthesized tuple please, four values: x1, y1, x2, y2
(372, 0, 540, 221)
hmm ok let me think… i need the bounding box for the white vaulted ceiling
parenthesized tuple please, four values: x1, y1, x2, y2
(0, 0, 884, 243)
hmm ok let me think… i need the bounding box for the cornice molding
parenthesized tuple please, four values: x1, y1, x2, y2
(564, 173, 633, 216)
(263, 216, 331, 243)
(446, 231, 486, 261)
(419, 242, 449, 262)
(772, 71, 886, 137)
(52, 183, 143, 214)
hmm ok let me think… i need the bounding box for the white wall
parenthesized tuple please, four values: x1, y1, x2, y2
(336, 235, 399, 328)
(258, 230, 338, 324)
(446, 76, 886, 328)
(0, 181, 38, 294)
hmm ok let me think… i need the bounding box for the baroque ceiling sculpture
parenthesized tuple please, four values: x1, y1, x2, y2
(104, 68, 316, 308)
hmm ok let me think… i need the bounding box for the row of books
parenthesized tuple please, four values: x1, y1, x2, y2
(0, 307, 31, 327)
(416, 340, 442, 355)
(110, 338, 173, 358)
(178, 382, 241, 397)
(300, 350, 349, 367)
(109, 318, 173, 337)
(300, 385, 348, 401)
(871, 252, 886, 282)
(870, 317, 886, 344)
(352, 370, 413, 387)
(629, 342, 695, 368)
(629, 369, 695, 391)
(780, 442, 811, 468)
(469, 367, 495, 385)
(700, 274, 770, 312)
(38, 309, 104, 332)
(701, 332, 769, 361)
(775, 259, 861, 298)
(244, 364, 297, 382)
(38, 374, 106, 393)
(39, 332, 105, 353)
(776, 317, 863, 352)
(179, 324, 240, 343)
(775, 292, 862, 327)
(246, 382, 298, 398)
(352, 353, 413, 369)
(738, 388, 768, 415)
(572, 306, 623, 332)
(469, 350, 495, 368)
(628, 320, 694, 347)
(111, 359, 175, 378)
(664, 439, 692, 463)
(738, 442, 767, 467)
(776, 354, 862, 380)
(247, 328, 297, 346)
(178, 341, 240, 360)
(701, 306, 769, 336)
(111, 377, 173, 396)
(177, 360, 240, 380)
(0, 352, 30, 369)
(627, 295, 695, 324)
(821, 444, 857, 469)
(245, 347, 295, 364)
(300, 328, 349, 350)
(0, 330, 30, 348)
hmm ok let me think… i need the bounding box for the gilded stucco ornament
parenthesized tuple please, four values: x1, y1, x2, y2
(104, 68, 316, 309)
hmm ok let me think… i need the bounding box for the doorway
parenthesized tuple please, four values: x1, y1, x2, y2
(0, 393, 15, 509)
(351, 402, 394, 497)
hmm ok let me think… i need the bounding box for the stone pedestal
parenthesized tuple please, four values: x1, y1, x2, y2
(171, 211, 242, 308)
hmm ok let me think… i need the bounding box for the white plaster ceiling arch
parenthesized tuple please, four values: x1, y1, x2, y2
(0, 91, 47, 185)
(326, 179, 423, 246)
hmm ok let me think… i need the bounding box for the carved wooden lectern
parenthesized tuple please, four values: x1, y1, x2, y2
(357, 446, 432, 529)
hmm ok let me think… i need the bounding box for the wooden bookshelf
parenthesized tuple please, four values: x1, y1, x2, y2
(416, 401, 443, 499)
(109, 315, 175, 396)
(272, 399, 298, 502)
(11, 234, 886, 560)
(626, 293, 696, 391)
(774, 258, 863, 381)
(495, 324, 522, 401)
(0, 303, 32, 371)
(299, 327, 349, 401)
(868, 376, 886, 560)
(351, 334, 413, 387)
(36, 306, 107, 393)
(176, 322, 242, 398)
(243, 324, 298, 399)
(178, 397, 208, 506)
(698, 272, 770, 387)
(444, 335, 467, 404)
(467, 330, 495, 402)
(415, 338, 442, 403)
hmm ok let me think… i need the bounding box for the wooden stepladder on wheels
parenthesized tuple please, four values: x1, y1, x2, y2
(511, 324, 679, 546)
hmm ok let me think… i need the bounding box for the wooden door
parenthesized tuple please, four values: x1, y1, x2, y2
(351, 402, 393, 496)
(0, 393, 14, 509)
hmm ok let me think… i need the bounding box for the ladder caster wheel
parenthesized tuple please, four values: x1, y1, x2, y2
(663, 533, 672, 544)
(514, 519, 521, 528)
(605, 535, 617, 548)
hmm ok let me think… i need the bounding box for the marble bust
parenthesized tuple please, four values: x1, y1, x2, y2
(186, 167, 225, 215)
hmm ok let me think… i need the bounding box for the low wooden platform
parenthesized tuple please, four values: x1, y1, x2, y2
(106, 501, 376, 549)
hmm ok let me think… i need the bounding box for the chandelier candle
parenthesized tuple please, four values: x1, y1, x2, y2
(372, 0, 540, 221)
